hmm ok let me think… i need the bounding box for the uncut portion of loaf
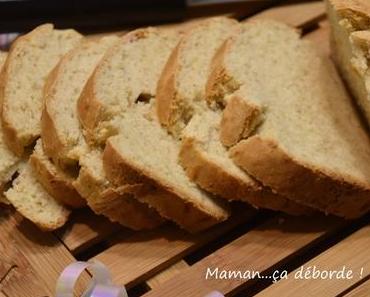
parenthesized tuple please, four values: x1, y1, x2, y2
(0, 52, 20, 193)
(211, 20, 370, 218)
(326, 0, 370, 126)
(30, 140, 85, 208)
(79, 28, 181, 146)
(74, 150, 163, 230)
(104, 104, 230, 233)
(1, 24, 82, 156)
(5, 161, 70, 230)
(181, 110, 311, 215)
(42, 36, 119, 169)
(156, 17, 239, 137)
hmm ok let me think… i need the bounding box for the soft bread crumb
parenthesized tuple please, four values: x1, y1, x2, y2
(5, 161, 70, 231)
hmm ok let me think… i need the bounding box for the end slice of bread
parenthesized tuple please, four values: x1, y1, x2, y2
(214, 20, 370, 218)
(74, 150, 163, 230)
(326, 0, 370, 126)
(30, 140, 85, 208)
(42, 36, 119, 169)
(1, 24, 82, 156)
(5, 161, 70, 230)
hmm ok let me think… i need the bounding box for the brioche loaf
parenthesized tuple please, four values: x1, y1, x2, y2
(326, 0, 370, 126)
(1, 24, 82, 156)
(208, 20, 370, 218)
(5, 161, 70, 230)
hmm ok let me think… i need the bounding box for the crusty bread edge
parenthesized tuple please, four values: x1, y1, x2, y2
(74, 162, 164, 230)
(29, 151, 85, 208)
(230, 135, 370, 219)
(179, 136, 312, 215)
(103, 140, 230, 232)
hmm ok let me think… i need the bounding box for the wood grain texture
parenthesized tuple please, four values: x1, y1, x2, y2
(344, 277, 370, 297)
(55, 209, 122, 254)
(142, 215, 347, 297)
(256, 225, 370, 297)
(93, 209, 257, 288)
(0, 210, 91, 297)
(147, 260, 190, 289)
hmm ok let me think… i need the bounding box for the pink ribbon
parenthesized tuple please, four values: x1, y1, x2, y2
(56, 260, 224, 297)
(55, 260, 128, 297)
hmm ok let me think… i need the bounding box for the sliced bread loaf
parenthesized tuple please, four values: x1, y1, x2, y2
(78, 28, 181, 146)
(74, 150, 163, 230)
(326, 0, 370, 126)
(30, 140, 85, 208)
(208, 20, 370, 218)
(42, 36, 119, 169)
(104, 104, 230, 232)
(5, 161, 70, 230)
(1, 24, 82, 156)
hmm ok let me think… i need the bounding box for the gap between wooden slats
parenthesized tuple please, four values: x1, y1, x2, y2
(92, 208, 259, 288)
(343, 276, 370, 297)
(256, 224, 370, 297)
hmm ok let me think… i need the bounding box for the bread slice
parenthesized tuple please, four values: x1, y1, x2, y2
(180, 110, 311, 215)
(41, 36, 119, 169)
(326, 0, 370, 126)
(78, 28, 181, 146)
(5, 161, 70, 230)
(74, 150, 163, 230)
(1, 24, 82, 156)
(156, 17, 239, 137)
(0, 52, 21, 194)
(207, 20, 370, 218)
(30, 140, 85, 208)
(156, 17, 310, 215)
(103, 103, 230, 233)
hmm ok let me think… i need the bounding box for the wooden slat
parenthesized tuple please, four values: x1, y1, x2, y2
(142, 215, 349, 297)
(0, 210, 91, 297)
(250, 1, 325, 28)
(256, 225, 370, 297)
(93, 208, 258, 288)
(55, 208, 122, 254)
(344, 277, 370, 297)
(147, 260, 190, 289)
